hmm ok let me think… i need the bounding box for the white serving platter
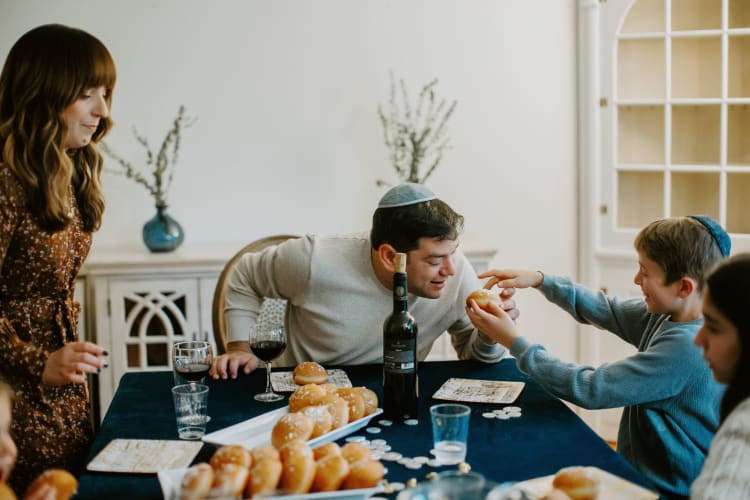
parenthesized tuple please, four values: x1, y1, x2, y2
(158, 467, 384, 500)
(202, 407, 384, 449)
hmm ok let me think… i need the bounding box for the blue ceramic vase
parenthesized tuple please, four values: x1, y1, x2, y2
(142, 204, 184, 252)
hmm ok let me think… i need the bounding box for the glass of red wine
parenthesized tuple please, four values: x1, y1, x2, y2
(250, 325, 286, 402)
(172, 340, 213, 386)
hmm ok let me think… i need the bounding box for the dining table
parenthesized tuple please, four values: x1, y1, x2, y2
(76, 359, 656, 499)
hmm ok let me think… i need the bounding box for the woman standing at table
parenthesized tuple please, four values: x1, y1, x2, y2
(0, 24, 113, 495)
(691, 253, 750, 498)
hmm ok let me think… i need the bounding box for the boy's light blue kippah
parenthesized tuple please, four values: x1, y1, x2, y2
(689, 215, 731, 257)
(378, 182, 436, 208)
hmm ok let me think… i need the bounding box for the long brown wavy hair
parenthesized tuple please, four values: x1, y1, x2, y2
(0, 24, 116, 232)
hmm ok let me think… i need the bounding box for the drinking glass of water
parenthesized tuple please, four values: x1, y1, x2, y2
(430, 403, 471, 465)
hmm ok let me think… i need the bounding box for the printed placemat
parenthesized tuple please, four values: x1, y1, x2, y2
(432, 377, 525, 404)
(271, 369, 352, 392)
(86, 439, 203, 473)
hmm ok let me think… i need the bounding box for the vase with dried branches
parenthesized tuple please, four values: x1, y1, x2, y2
(377, 72, 457, 186)
(100, 105, 195, 252)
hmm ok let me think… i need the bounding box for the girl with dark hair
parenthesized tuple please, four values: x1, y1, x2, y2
(0, 24, 113, 494)
(691, 253, 750, 498)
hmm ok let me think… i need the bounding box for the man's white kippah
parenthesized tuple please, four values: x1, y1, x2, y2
(378, 182, 436, 208)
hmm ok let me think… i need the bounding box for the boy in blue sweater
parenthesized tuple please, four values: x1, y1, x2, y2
(466, 216, 728, 498)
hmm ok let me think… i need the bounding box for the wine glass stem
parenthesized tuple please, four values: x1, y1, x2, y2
(265, 362, 273, 394)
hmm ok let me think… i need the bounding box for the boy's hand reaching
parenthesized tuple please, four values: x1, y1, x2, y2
(478, 269, 543, 290)
(466, 297, 520, 349)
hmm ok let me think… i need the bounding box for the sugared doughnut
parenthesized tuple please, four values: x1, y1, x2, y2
(246, 458, 282, 498)
(271, 412, 314, 448)
(0, 483, 14, 500)
(26, 469, 78, 500)
(209, 444, 252, 470)
(321, 394, 350, 430)
(466, 289, 503, 312)
(312, 442, 341, 461)
(208, 463, 249, 498)
(278, 439, 314, 463)
(250, 445, 280, 463)
(342, 458, 385, 490)
(551, 466, 600, 500)
(288, 383, 327, 413)
(341, 442, 371, 464)
(178, 463, 214, 500)
(301, 404, 334, 438)
(353, 386, 379, 416)
(293, 362, 329, 385)
(319, 383, 339, 395)
(280, 454, 316, 494)
(312, 454, 351, 492)
(336, 388, 365, 422)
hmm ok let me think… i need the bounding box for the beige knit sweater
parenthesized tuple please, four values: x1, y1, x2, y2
(691, 395, 750, 499)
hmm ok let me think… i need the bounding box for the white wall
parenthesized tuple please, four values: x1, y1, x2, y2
(0, 0, 580, 360)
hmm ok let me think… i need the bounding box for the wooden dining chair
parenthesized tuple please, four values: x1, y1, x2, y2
(211, 234, 299, 354)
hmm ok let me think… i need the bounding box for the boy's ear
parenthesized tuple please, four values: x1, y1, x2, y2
(677, 276, 697, 298)
(376, 244, 399, 273)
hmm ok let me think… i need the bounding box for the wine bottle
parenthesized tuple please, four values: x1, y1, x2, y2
(382, 252, 418, 420)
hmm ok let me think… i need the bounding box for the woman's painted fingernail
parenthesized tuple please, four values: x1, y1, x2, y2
(103, 350, 109, 356)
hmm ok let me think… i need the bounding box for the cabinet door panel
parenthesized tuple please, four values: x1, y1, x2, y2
(108, 278, 201, 377)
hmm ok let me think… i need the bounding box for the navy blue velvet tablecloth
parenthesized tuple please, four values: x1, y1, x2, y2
(76, 359, 654, 499)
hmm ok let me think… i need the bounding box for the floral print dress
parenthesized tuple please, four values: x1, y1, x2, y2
(0, 166, 93, 494)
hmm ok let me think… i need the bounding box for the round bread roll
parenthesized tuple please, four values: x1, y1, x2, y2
(288, 383, 327, 413)
(0, 483, 15, 500)
(353, 386, 378, 416)
(209, 463, 249, 498)
(336, 388, 366, 422)
(342, 458, 385, 490)
(26, 469, 78, 500)
(250, 444, 280, 463)
(293, 362, 329, 385)
(312, 441, 341, 461)
(321, 394, 350, 430)
(179, 463, 214, 500)
(300, 404, 333, 438)
(280, 454, 316, 494)
(466, 289, 503, 312)
(312, 454, 351, 492)
(341, 442, 371, 464)
(551, 466, 600, 500)
(271, 412, 314, 449)
(209, 444, 252, 470)
(246, 458, 283, 498)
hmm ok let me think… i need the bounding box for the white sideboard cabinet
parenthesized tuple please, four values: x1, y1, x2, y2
(79, 243, 495, 419)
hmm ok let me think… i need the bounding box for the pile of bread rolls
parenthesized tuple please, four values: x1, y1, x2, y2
(179, 362, 384, 499)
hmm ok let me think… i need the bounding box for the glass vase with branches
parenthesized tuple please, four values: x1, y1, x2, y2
(377, 72, 457, 186)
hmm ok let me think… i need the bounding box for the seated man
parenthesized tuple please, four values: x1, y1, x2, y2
(210, 183, 517, 378)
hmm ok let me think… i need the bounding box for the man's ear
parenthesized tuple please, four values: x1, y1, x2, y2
(376, 244, 399, 273)
(678, 276, 697, 298)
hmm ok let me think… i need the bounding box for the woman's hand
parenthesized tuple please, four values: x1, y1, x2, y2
(466, 298, 520, 349)
(42, 342, 107, 386)
(209, 342, 259, 380)
(479, 269, 543, 290)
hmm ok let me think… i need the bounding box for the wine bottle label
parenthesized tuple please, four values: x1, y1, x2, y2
(383, 340, 416, 373)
